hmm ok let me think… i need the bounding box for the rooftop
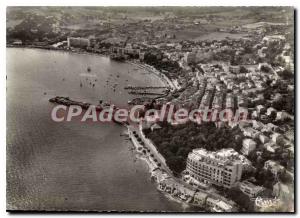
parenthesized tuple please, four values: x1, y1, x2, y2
(189, 148, 249, 166)
(240, 181, 264, 191)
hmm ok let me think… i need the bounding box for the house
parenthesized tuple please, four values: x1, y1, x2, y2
(264, 160, 285, 175)
(264, 142, 280, 153)
(271, 133, 284, 144)
(242, 127, 260, 138)
(276, 111, 290, 121)
(251, 111, 259, 119)
(255, 81, 266, 89)
(239, 120, 252, 129)
(239, 181, 265, 198)
(263, 35, 286, 44)
(260, 115, 269, 123)
(288, 85, 294, 91)
(229, 65, 240, 74)
(267, 107, 277, 117)
(252, 120, 264, 130)
(206, 197, 234, 212)
(193, 192, 208, 206)
(259, 134, 270, 144)
(263, 123, 279, 132)
(158, 178, 177, 194)
(273, 93, 283, 101)
(241, 139, 257, 155)
(256, 105, 266, 114)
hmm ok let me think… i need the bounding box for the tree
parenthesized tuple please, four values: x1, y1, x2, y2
(278, 170, 293, 184)
(227, 188, 255, 212)
(166, 156, 185, 175)
(260, 65, 270, 73)
(277, 69, 293, 80)
(144, 121, 246, 175)
(240, 66, 248, 74)
(255, 169, 275, 189)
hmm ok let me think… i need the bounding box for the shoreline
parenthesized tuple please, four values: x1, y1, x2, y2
(7, 45, 176, 91)
(7, 45, 238, 212)
(8, 45, 190, 208)
(127, 60, 177, 91)
(127, 126, 205, 210)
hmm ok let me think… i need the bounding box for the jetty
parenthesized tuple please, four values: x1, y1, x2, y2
(124, 85, 169, 90)
(128, 91, 166, 96)
(49, 96, 127, 125)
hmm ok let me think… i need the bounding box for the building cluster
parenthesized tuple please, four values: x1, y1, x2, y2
(156, 171, 237, 212)
(118, 20, 294, 211)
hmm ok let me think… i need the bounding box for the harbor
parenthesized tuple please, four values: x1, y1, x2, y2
(7, 47, 182, 212)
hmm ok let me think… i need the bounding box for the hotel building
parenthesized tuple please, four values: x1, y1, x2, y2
(186, 148, 248, 188)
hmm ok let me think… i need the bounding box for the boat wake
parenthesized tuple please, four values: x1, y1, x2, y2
(79, 73, 97, 78)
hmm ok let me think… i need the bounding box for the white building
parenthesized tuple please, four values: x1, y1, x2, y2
(276, 111, 290, 121)
(256, 105, 266, 114)
(264, 123, 279, 132)
(242, 127, 260, 138)
(241, 139, 257, 156)
(267, 107, 277, 117)
(186, 148, 249, 188)
(264, 160, 285, 175)
(263, 35, 286, 44)
(252, 120, 264, 130)
(264, 142, 280, 153)
(206, 197, 234, 212)
(259, 134, 270, 144)
(271, 133, 284, 144)
(239, 181, 265, 198)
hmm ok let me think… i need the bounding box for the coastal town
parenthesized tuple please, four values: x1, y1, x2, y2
(7, 7, 294, 212)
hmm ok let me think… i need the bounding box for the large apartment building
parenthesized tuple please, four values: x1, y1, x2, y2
(186, 148, 249, 188)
